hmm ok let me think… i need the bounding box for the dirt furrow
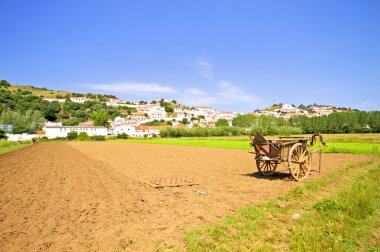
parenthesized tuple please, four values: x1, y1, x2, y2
(0, 142, 371, 251)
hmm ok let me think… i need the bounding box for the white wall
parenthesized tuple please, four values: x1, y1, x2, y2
(44, 127, 107, 139)
(6, 134, 39, 141)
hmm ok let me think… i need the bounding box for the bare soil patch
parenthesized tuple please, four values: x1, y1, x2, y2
(0, 142, 371, 251)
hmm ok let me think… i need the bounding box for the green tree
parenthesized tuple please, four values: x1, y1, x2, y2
(216, 119, 229, 127)
(44, 101, 61, 121)
(165, 106, 174, 113)
(0, 80, 11, 88)
(181, 118, 189, 124)
(0, 110, 45, 133)
(92, 109, 110, 127)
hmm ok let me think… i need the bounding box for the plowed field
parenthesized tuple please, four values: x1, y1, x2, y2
(0, 142, 371, 251)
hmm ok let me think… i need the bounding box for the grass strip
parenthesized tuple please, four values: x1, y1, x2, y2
(184, 160, 380, 251)
(109, 138, 380, 157)
(0, 141, 32, 154)
(291, 165, 380, 251)
(109, 138, 251, 150)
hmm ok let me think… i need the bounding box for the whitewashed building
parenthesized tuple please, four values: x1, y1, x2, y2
(43, 126, 107, 139)
(113, 125, 135, 135)
(134, 126, 159, 138)
(70, 97, 88, 103)
(278, 104, 299, 113)
(106, 98, 122, 107)
(43, 98, 66, 103)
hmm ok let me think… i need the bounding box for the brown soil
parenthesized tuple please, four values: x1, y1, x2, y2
(0, 142, 371, 251)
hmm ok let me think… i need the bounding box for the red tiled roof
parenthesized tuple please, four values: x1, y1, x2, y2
(135, 126, 152, 131)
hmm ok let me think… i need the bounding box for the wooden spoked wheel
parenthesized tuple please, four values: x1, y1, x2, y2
(288, 143, 311, 181)
(256, 157, 278, 176)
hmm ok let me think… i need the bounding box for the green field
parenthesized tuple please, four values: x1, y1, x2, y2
(0, 141, 32, 154)
(110, 135, 380, 157)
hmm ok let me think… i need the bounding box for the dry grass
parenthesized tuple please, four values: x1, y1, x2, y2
(9, 84, 70, 98)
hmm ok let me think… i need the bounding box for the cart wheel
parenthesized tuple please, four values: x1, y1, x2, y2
(288, 143, 311, 181)
(256, 158, 278, 176)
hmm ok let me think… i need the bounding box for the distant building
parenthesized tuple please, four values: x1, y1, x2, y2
(78, 121, 94, 127)
(279, 104, 299, 113)
(70, 97, 88, 103)
(45, 121, 62, 127)
(43, 126, 107, 139)
(43, 98, 65, 103)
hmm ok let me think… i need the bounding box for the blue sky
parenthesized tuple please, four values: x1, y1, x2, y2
(0, 0, 379, 112)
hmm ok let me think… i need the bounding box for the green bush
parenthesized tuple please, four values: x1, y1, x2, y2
(67, 131, 78, 140)
(77, 132, 91, 141)
(160, 126, 247, 138)
(117, 133, 128, 139)
(91, 135, 105, 141)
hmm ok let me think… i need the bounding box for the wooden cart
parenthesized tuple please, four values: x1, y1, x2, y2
(249, 132, 325, 181)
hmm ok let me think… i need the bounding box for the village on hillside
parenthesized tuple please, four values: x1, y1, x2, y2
(36, 96, 353, 139)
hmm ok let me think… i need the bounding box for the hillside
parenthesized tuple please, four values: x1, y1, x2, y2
(264, 103, 355, 112)
(8, 84, 119, 100)
(8, 85, 71, 99)
(0, 81, 128, 133)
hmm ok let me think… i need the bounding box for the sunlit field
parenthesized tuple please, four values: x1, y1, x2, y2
(109, 133, 380, 157)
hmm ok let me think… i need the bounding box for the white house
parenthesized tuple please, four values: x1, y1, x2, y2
(137, 104, 161, 113)
(134, 126, 159, 138)
(70, 97, 88, 103)
(112, 125, 159, 138)
(113, 125, 135, 135)
(43, 126, 107, 139)
(43, 98, 65, 103)
(130, 115, 148, 123)
(44, 121, 63, 127)
(194, 106, 216, 113)
(175, 112, 185, 120)
(148, 110, 167, 120)
(279, 104, 299, 113)
(106, 98, 121, 107)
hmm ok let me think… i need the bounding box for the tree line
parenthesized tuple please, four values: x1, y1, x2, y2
(232, 111, 380, 134)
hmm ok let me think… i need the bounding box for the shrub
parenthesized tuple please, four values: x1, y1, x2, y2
(216, 119, 229, 127)
(159, 126, 247, 138)
(67, 131, 78, 140)
(91, 135, 105, 141)
(77, 132, 91, 141)
(117, 133, 128, 139)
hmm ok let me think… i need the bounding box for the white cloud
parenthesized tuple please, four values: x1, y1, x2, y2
(185, 87, 208, 96)
(85, 82, 175, 95)
(194, 57, 213, 79)
(181, 81, 260, 108)
(216, 81, 261, 104)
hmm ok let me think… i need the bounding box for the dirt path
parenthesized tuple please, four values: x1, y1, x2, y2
(0, 142, 371, 251)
